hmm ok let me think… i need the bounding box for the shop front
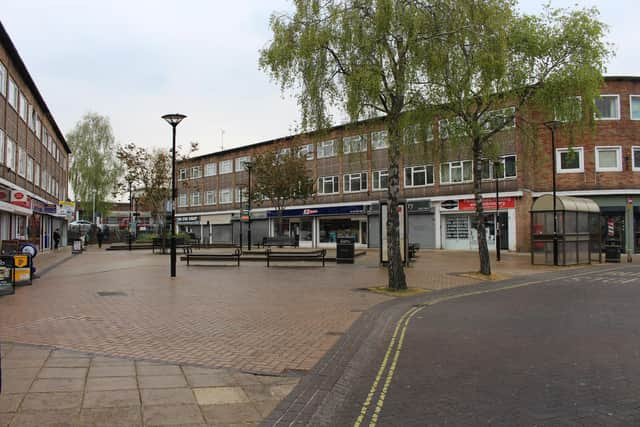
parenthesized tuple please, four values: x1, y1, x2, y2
(581, 195, 639, 254)
(439, 197, 515, 251)
(267, 204, 369, 248)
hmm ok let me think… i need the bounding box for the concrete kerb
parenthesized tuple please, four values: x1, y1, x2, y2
(261, 262, 626, 426)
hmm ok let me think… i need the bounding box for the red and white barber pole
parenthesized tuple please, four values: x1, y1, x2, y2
(607, 218, 615, 237)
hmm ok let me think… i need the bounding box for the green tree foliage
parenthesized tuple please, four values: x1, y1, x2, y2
(260, 0, 612, 283)
(251, 150, 315, 236)
(424, 1, 611, 275)
(67, 112, 121, 221)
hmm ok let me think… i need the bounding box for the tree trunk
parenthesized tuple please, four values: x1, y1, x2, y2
(386, 116, 407, 290)
(473, 137, 491, 275)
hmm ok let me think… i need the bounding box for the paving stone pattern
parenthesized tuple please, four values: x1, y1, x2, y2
(0, 342, 298, 426)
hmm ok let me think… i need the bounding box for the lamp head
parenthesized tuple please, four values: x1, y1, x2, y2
(162, 114, 187, 127)
(544, 120, 562, 131)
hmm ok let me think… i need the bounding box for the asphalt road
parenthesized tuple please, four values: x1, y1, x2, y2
(266, 264, 640, 426)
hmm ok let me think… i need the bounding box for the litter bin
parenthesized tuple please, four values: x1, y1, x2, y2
(336, 236, 355, 264)
(605, 239, 622, 263)
(0, 255, 14, 296)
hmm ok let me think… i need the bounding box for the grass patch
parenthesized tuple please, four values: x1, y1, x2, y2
(367, 286, 430, 297)
(459, 272, 511, 281)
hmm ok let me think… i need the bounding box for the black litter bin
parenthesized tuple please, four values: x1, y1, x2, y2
(336, 236, 355, 264)
(605, 239, 622, 263)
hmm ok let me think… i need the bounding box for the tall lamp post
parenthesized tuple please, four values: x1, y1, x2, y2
(162, 113, 187, 278)
(494, 161, 501, 262)
(544, 120, 562, 266)
(91, 189, 97, 225)
(128, 179, 133, 251)
(245, 161, 254, 251)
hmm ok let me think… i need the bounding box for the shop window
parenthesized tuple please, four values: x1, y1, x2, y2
(235, 156, 250, 171)
(595, 95, 620, 120)
(373, 170, 388, 191)
(319, 218, 363, 243)
(205, 162, 217, 176)
(631, 96, 640, 120)
(440, 160, 472, 184)
(191, 166, 201, 179)
(481, 155, 517, 180)
(178, 193, 187, 207)
(633, 147, 640, 172)
(405, 165, 434, 187)
(219, 188, 233, 204)
(205, 190, 216, 205)
(371, 131, 388, 150)
(556, 147, 584, 173)
(317, 140, 336, 158)
(318, 176, 339, 195)
(179, 168, 188, 180)
(191, 192, 201, 206)
(343, 172, 368, 193)
(446, 216, 469, 239)
(343, 135, 367, 154)
(219, 160, 233, 174)
(595, 146, 622, 172)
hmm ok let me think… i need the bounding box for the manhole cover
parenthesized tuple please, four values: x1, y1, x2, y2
(97, 291, 127, 297)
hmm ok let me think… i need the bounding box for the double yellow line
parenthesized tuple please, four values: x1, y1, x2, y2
(354, 265, 623, 426)
(354, 304, 425, 427)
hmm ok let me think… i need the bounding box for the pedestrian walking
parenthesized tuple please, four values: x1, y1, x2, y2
(97, 226, 104, 248)
(53, 229, 60, 250)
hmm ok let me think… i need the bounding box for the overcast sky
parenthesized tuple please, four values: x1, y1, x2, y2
(2, 1, 638, 155)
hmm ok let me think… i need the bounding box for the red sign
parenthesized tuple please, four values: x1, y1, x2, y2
(458, 197, 515, 211)
(608, 218, 615, 237)
(10, 191, 31, 209)
(303, 209, 318, 215)
(0, 190, 9, 202)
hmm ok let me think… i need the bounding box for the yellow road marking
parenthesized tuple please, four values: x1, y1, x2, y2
(354, 265, 625, 426)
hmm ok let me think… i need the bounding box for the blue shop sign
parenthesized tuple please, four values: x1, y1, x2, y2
(268, 205, 365, 217)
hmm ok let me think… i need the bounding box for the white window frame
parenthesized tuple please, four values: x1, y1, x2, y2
(343, 172, 368, 193)
(343, 135, 367, 154)
(219, 160, 233, 174)
(595, 146, 622, 172)
(0, 130, 4, 165)
(297, 143, 314, 160)
(440, 160, 473, 184)
(318, 176, 339, 195)
(317, 140, 336, 159)
(205, 190, 216, 205)
(404, 165, 434, 188)
(19, 93, 27, 122)
(204, 162, 217, 177)
(556, 147, 584, 173)
(371, 131, 388, 150)
(178, 193, 188, 207)
(0, 62, 6, 97)
(178, 168, 188, 181)
(235, 156, 250, 172)
(595, 94, 620, 120)
(6, 138, 15, 171)
(481, 155, 517, 180)
(483, 106, 516, 131)
(438, 119, 449, 140)
(191, 165, 201, 179)
(632, 147, 640, 172)
(372, 170, 388, 191)
(18, 146, 26, 177)
(219, 188, 233, 204)
(190, 192, 201, 206)
(26, 157, 33, 182)
(34, 163, 40, 188)
(8, 78, 18, 111)
(630, 95, 640, 121)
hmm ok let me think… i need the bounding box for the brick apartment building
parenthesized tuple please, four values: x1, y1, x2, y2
(176, 76, 640, 253)
(0, 22, 71, 250)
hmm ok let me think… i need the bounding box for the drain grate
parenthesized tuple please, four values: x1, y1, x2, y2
(97, 291, 128, 297)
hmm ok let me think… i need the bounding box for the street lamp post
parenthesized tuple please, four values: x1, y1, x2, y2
(162, 113, 187, 278)
(494, 161, 501, 262)
(544, 120, 562, 266)
(245, 161, 254, 251)
(91, 189, 97, 225)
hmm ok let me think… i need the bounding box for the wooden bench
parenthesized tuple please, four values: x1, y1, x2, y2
(261, 237, 299, 248)
(184, 247, 241, 267)
(266, 249, 326, 267)
(153, 237, 189, 254)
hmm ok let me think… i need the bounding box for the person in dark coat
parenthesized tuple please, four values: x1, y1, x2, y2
(97, 227, 104, 248)
(53, 229, 60, 250)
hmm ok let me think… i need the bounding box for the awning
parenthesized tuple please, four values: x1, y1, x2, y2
(0, 200, 32, 216)
(531, 195, 600, 213)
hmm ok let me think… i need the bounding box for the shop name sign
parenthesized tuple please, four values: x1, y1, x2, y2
(10, 191, 31, 209)
(458, 197, 515, 211)
(177, 216, 200, 223)
(268, 205, 365, 217)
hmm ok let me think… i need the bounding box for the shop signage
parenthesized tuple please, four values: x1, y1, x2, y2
(407, 200, 433, 213)
(441, 200, 458, 210)
(0, 188, 10, 202)
(10, 191, 31, 209)
(458, 197, 515, 211)
(268, 204, 365, 218)
(177, 216, 200, 224)
(57, 201, 76, 218)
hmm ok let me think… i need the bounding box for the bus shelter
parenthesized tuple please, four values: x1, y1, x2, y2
(531, 195, 601, 265)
